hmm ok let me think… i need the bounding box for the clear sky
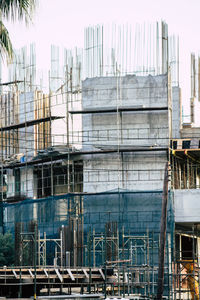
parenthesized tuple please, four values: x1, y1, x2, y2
(4, 0, 200, 117)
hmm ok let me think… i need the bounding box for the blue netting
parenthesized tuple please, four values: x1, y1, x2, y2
(2, 190, 174, 237)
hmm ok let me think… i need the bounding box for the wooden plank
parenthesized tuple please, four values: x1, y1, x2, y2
(177, 139, 183, 149)
(66, 269, 75, 281)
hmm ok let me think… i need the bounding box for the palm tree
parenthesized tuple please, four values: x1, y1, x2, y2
(0, 20, 13, 60)
(0, 0, 36, 61)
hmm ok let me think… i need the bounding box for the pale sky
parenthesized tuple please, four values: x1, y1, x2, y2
(4, 0, 200, 119)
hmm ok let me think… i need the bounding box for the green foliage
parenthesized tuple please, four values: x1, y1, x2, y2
(0, 0, 36, 61)
(0, 0, 36, 23)
(0, 232, 15, 266)
(0, 21, 13, 61)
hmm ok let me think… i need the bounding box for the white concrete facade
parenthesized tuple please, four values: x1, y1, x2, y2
(174, 189, 200, 223)
(172, 87, 182, 139)
(7, 167, 34, 198)
(82, 74, 178, 193)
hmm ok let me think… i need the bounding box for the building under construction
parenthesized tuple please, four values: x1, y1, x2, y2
(0, 21, 200, 299)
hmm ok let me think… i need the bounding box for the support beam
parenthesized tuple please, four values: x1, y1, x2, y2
(0, 116, 63, 132)
(44, 269, 49, 278)
(29, 269, 34, 278)
(69, 106, 168, 114)
(4, 147, 168, 169)
(99, 268, 105, 280)
(157, 163, 169, 300)
(12, 269, 18, 279)
(67, 269, 75, 281)
(55, 268, 63, 282)
(83, 269, 89, 279)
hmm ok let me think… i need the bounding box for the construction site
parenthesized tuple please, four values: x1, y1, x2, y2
(0, 21, 200, 299)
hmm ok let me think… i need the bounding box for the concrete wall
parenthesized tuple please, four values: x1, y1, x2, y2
(82, 74, 170, 193)
(174, 189, 200, 222)
(82, 75, 168, 110)
(6, 169, 15, 198)
(7, 167, 34, 198)
(20, 168, 34, 198)
(19, 92, 35, 159)
(172, 87, 182, 139)
(84, 191, 173, 233)
(51, 93, 67, 145)
(0, 93, 18, 158)
(83, 152, 167, 193)
(181, 126, 200, 139)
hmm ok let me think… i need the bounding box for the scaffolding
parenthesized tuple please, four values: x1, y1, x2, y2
(1, 21, 200, 299)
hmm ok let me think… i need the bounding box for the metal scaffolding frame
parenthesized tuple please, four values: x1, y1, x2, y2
(1, 21, 200, 300)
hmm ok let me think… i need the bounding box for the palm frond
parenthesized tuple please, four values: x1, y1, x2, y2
(0, 20, 13, 61)
(0, 0, 36, 23)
